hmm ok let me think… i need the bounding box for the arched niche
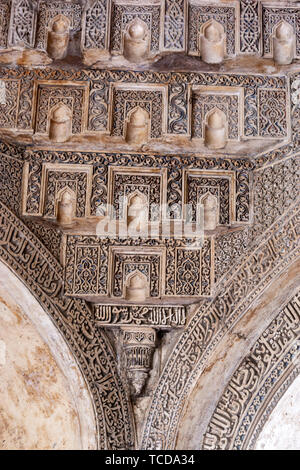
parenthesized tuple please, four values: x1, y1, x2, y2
(125, 106, 150, 146)
(123, 18, 150, 63)
(200, 20, 225, 64)
(47, 14, 71, 60)
(200, 192, 218, 231)
(125, 271, 148, 302)
(126, 190, 148, 234)
(204, 107, 227, 150)
(49, 103, 72, 143)
(272, 20, 295, 65)
(0, 261, 97, 450)
(55, 186, 76, 225)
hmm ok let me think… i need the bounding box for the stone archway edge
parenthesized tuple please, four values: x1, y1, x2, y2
(0, 201, 135, 450)
(141, 199, 300, 449)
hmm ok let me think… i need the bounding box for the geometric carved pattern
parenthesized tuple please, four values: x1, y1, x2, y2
(0, 80, 20, 129)
(93, 304, 186, 328)
(253, 156, 299, 236)
(188, 2, 237, 56)
(83, 0, 109, 50)
(36, 0, 82, 50)
(9, 0, 37, 48)
(110, 2, 161, 54)
(164, 0, 185, 51)
(240, 0, 260, 54)
(0, 67, 288, 143)
(203, 290, 300, 450)
(111, 86, 165, 139)
(214, 227, 251, 283)
(0, 1, 11, 49)
(262, 5, 300, 57)
(34, 82, 89, 135)
(258, 89, 287, 138)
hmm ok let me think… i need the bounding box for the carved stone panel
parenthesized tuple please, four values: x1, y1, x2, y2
(163, 0, 185, 51)
(82, 0, 110, 51)
(0, 1, 11, 49)
(188, 1, 239, 58)
(258, 88, 288, 138)
(262, 4, 300, 58)
(183, 170, 236, 226)
(191, 86, 244, 141)
(110, 84, 167, 139)
(110, 1, 161, 55)
(0, 79, 20, 129)
(239, 0, 260, 54)
(107, 166, 167, 221)
(23, 162, 93, 218)
(64, 235, 214, 299)
(93, 304, 186, 328)
(8, 0, 37, 48)
(33, 81, 89, 136)
(110, 247, 163, 299)
(36, 0, 82, 51)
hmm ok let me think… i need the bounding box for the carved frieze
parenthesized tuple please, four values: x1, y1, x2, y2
(64, 235, 214, 299)
(94, 304, 186, 328)
(0, 67, 290, 145)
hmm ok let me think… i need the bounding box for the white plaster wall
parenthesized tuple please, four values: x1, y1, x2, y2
(255, 374, 300, 450)
(0, 261, 97, 450)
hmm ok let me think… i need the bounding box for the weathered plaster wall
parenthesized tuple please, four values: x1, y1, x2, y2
(0, 261, 97, 450)
(255, 374, 300, 450)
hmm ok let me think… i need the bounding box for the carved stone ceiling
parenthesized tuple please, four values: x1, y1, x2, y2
(0, 0, 299, 450)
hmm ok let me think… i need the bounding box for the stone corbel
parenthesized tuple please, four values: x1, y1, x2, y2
(121, 326, 156, 398)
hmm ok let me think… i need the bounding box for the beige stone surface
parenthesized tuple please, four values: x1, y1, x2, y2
(0, 262, 97, 450)
(255, 374, 300, 450)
